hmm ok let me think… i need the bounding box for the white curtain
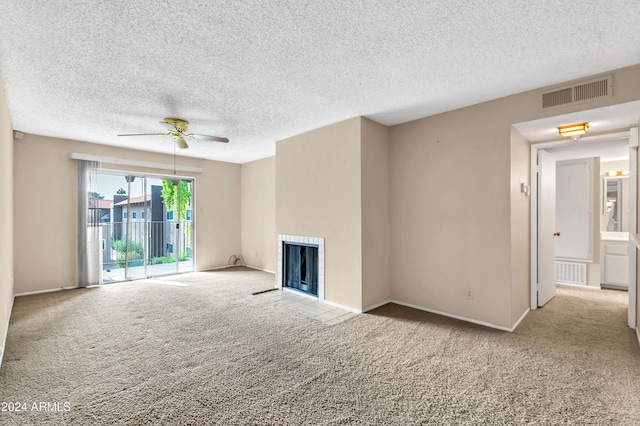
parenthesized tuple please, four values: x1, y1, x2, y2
(77, 160, 101, 287)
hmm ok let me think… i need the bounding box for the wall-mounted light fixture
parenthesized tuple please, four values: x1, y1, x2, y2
(606, 170, 630, 177)
(557, 122, 589, 137)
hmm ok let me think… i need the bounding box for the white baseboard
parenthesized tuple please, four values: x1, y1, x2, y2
(0, 296, 15, 369)
(323, 299, 362, 314)
(390, 300, 519, 332)
(363, 299, 392, 313)
(245, 265, 276, 274)
(198, 265, 241, 272)
(636, 327, 640, 348)
(202, 264, 275, 273)
(511, 308, 530, 331)
(13, 286, 76, 298)
(558, 282, 603, 291)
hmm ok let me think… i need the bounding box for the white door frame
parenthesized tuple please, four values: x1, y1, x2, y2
(530, 144, 539, 310)
(530, 131, 637, 329)
(628, 127, 638, 329)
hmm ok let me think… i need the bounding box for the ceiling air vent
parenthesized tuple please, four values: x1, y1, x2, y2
(540, 75, 612, 111)
(573, 78, 610, 102)
(542, 87, 572, 109)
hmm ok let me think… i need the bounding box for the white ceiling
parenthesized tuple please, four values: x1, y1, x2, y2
(1, 1, 640, 164)
(544, 136, 630, 162)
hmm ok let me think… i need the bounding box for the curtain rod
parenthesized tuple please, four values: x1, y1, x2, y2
(69, 153, 204, 174)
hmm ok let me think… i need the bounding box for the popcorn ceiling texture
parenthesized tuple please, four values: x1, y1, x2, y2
(0, 1, 639, 163)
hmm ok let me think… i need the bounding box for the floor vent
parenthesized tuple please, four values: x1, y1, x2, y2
(540, 75, 612, 110)
(556, 261, 587, 286)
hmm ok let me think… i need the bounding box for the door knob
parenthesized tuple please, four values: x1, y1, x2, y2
(553, 232, 561, 237)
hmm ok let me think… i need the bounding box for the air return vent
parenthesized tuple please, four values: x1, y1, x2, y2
(540, 75, 612, 110)
(556, 261, 587, 286)
(542, 88, 573, 109)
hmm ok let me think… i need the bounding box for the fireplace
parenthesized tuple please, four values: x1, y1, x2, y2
(284, 243, 318, 295)
(278, 235, 324, 299)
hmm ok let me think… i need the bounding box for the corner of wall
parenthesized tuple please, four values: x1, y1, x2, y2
(360, 117, 391, 310)
(509, 126, 531, 327)
(0, 71, 15, 368)
(0, 296, 14, 368)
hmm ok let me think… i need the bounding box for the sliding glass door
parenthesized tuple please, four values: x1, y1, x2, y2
(90, 171, 194, 283)
(145, 177, 194, 277)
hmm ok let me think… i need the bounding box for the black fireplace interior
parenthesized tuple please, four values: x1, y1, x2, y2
(283, 243, 319, 296)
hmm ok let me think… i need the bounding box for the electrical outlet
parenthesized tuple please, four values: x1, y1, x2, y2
(466, 288, 474, 300)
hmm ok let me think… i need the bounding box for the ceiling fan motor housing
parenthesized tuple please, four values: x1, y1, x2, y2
(164, 118, 189, 133)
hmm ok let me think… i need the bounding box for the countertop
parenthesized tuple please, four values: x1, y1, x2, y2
(601, 231, 629, 242)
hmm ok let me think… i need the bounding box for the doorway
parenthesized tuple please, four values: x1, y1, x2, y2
(91, 171, 194, 283)
(529, 129, 637, 329)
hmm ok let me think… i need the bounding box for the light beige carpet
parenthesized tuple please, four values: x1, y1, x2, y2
(1, 268, 639, 425)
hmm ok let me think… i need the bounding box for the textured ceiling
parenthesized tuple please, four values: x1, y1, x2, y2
(1, 1, 640, 164)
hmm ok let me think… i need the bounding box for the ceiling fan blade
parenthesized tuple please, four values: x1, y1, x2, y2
(188, 133, 230, 143)
(175, 136, 189, 149)
(118, 133, 169, 137)
(159, 121, 178, 132)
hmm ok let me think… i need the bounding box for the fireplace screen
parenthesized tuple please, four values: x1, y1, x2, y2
(283, 243, 319, 296)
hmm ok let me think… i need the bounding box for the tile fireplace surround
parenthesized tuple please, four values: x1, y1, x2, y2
(277, 234, 325, 302)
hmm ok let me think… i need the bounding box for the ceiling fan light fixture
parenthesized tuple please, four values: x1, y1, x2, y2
(557, 122, 589, 137)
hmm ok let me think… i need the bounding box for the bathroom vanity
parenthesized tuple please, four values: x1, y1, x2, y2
(600, 232, 629, 290)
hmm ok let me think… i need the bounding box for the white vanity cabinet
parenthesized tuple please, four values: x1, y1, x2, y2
(600, 235, 629, 289)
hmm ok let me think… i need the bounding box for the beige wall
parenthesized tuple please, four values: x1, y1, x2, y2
(510, 127, 530, 324)
(390, 106, 513, 327)
(13, 134, 241, 294)
(361, 118, 391, 310)
(390, 65, 640, 329)
(0, 74, 13, 363)
(276, 117, 363, 309)
(241, 157, 276, 273)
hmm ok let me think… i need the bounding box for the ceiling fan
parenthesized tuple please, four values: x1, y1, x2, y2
(118, 118, 229, 149)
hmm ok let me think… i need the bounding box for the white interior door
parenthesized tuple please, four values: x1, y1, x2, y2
(538, 149, 557, 307)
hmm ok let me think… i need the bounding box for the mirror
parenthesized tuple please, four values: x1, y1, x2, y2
(604, 178, 625, 231)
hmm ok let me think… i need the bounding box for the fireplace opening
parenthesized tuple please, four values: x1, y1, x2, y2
(283, 242, 319, 296)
